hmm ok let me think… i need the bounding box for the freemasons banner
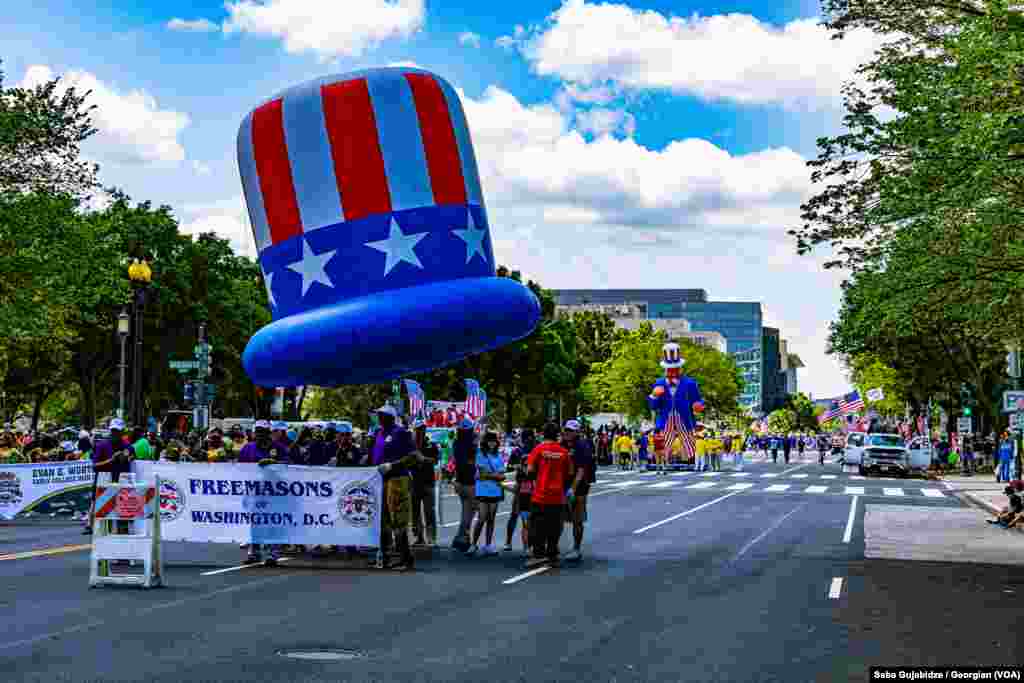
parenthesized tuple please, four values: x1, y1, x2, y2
(132, 462, 382, 546)
(0, 460, 94, 520)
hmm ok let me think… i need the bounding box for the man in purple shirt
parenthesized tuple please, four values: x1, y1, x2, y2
(373, 405, 421, 571)
(239, 420, 290, 565)
(84, 418, 133, 535)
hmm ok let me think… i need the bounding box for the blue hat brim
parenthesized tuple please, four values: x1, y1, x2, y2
(243, 276, 541, 386)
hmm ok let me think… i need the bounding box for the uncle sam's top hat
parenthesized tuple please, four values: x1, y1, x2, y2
(238, 67, 541, 387)
(660, 342, 684, 369)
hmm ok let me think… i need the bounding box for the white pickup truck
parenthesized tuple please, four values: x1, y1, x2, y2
(843, 433, 930, 477)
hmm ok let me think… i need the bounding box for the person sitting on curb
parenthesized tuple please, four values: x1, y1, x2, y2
(988, 481, 1024, 528)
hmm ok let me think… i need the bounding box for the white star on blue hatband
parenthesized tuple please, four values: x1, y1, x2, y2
(365, 217, 429, 276)
(287, 238, 337, 297)
(452, 209, 487, 264)
(263, 269, 277, 308)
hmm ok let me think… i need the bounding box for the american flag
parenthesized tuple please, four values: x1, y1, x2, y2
(404, 379, 425, 419)
(818, 399, 841, 424)
(464, 379, 486, 419)
(840, 390, 865, 415)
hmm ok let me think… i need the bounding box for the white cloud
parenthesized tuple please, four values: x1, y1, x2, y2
(495, 24, 526, 50)
(19, 65, 189, 165)
(179, 196, 256, 259)
(520, 0, 885, 108)
(166, 18, 218, 32)
(460, 85, 812, 231)
(191, 160, 212, 176)
(573, 107, 636, 137)
(222, 0, 426, 60)
(449, 84, 847, 395)
(458, 31, 481, 48)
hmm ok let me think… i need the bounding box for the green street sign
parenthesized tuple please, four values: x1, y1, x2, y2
(170, 360, 199, 370)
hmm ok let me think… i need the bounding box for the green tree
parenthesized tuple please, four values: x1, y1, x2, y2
(767, 408, 797, 435)
(0, 61, 99, 196)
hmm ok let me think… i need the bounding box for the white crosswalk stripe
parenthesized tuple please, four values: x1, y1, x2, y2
(820, 475, 837, 479)
(646, 481, 681, 489)
(760, 473, 780, 478)
(792, 474, 809, 479)
(921, 488, 945, 498)
(765, 484, 791, 492)
(699, 472, 722, 477)
(844, 487, 865, 495)
(687, 482, 717, 489)
(607, 481, 643, 488)
(805, 485, 828, 494)
(883, 488, 905, 497)
(731, 472, 751, 477)
(726, 483, 754, 491)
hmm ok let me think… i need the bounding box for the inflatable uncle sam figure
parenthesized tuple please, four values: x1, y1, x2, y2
(647, 343, 704, 474)
(237, 68, 540, 387)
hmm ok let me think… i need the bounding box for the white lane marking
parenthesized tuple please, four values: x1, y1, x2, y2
(607, 480, 643, 488)
(502, 566, 551, 585)
(883, 488, 905, 497)
(829, 577, 843, 599)
(202, 557, 293, 576)
(647, 481, 680, 489)
(805, 485, 828, 494)
(687, 482, 717, 489)
(760, 473, 780, 478)
(699, 472, 722, 477)
(850, 476, 866, 480)
(843, 496, 859, 543)
(765, 484, 791, 492)
(732, 504, 805, 561)
(731, 472, 751, 477)
(921, 489, 945, 498)
(792, 474, 809, 479)
(844, 487, 865, 495)
(726, 483, 754, 491)
(670, 472, 692, 477)
(820, 475, 837, 479)
(633, 491, 743, 534)
(610, 471, 634, 476)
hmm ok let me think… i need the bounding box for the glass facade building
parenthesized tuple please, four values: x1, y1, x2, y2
(552, 290, 767, 414)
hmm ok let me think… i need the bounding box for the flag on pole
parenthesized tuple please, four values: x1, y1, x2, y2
(464, 379, 486, 419)
(839, 390, 865, 415)
(819, 399, 841, 424)
(866, 387, 885, 402)
(404, 379, 425, 419)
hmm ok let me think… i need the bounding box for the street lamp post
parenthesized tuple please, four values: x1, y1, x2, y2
(117, 308, 130, 420)
(128, 258, 152, 428)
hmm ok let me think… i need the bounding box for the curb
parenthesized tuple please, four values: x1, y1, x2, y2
(962, 491, 1024, 534)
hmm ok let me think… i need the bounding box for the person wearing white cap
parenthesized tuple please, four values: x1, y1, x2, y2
(371, 404, 420, 570)
(84, 418, 133, 535)
(237, 420, 290, 565)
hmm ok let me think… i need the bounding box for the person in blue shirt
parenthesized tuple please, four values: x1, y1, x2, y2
(998, 434, 1014, 482)
(468, 431, 505, 556)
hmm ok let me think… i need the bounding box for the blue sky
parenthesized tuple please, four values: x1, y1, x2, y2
(3, 0, 885, 400)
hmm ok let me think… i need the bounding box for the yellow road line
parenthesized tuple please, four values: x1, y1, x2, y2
(0, 543, 91, 561)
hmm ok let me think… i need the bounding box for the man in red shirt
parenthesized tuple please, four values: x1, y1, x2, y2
(526, 422, 575, 568)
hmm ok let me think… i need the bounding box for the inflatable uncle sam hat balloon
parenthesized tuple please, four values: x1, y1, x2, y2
(238, 67, 541, 387)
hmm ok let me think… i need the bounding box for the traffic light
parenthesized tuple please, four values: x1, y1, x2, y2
(963, 406, 972, 417)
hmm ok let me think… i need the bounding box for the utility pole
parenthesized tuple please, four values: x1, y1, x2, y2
(195, 324, 211, 433)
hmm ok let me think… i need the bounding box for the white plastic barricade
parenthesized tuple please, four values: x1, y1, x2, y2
(88, 476, 163, 589)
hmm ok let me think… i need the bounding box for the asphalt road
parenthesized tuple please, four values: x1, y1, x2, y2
(2, 452, 1021, 682)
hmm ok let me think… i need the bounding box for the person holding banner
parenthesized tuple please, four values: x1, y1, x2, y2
(371, 405, 424, 571)
(238, 420, 290, 565)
